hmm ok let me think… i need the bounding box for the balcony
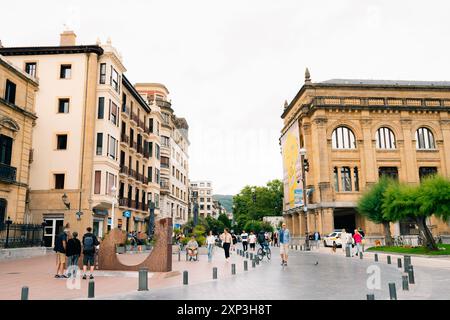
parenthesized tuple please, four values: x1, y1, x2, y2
(121, 105, 130, 118)
(0, 163, 17, 183)
(136, 144, 143, 155)
(118, 197, 129, 207)
(155, 99, 172, 109)
(136, 173, 143, 184)
(120, 134, 129, 146)
(161, 163, 170, 169)
(138, 120, 146, 133)
(129, 140, 137, 151)
(119, 165, 129, 177)
(129, 169, 136, 181)
(130, 113, 139, 125)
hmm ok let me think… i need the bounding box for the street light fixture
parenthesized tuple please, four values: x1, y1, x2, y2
(299, 148, 310, 250)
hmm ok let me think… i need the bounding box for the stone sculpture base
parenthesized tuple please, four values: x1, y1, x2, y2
(95, 218, 172, 272)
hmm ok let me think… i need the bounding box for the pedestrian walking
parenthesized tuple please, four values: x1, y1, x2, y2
(241, 230, 249, 252)
(54, 228, 69, 278)
(340, 229, 348, 253)
(248, 231, 257, 251)
(353, 229, 363, 256)
(82, 227, 100, 280)
(231, 232, 237, 251)
(220, 228, 232, 262)
(66, 231, 81, 277)
(279, 223, 290, 266)
(207, 231, 215, 262)
(314, 231, 321, 249)
(358, 227, 365, 252)
(273, 230, 279, 247)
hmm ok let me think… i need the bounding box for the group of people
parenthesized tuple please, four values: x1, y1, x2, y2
(53, 225, 100, 280)
(335, 228, 365, 256)
(127, 230, 145, 252)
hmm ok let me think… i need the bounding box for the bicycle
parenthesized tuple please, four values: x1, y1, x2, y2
(256, 243, 271, 261)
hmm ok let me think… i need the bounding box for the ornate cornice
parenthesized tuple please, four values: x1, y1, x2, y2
(313, 117, 328, 127)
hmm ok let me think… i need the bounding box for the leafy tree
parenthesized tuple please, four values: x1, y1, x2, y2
(381, 177, 450, 251)
(205, 215, 225, 235)
(233, 179, 283, 224)
(217, 213, 232, 230)
(243, 220, 274, 234)
(416, 176, 450, 249)
(357, 177, 395, 246)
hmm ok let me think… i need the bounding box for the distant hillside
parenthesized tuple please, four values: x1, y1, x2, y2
(213, 194, 233, 213)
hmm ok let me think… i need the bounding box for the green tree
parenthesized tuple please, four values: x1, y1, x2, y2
(382, 178, 446, 251)
(357, 177, 395, 246)
(233, 179, 283, 224)
(218, 213, 232, 230)
(416, 176, 450, 249)
(205, 215, 225, 235)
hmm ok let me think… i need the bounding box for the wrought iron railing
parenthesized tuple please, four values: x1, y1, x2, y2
(0, 223, 44, 248)
(0, 163, 17, 183)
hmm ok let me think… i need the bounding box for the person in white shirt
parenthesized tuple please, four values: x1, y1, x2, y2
(248, 231, 257, 252)
(241, 230, 249, 252)
(206, 231, 215, 262)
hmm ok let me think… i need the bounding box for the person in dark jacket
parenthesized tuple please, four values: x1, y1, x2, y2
(66, 232, 81, 277)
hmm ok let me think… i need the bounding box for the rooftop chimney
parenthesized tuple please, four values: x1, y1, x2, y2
(60, 30, 77, 46)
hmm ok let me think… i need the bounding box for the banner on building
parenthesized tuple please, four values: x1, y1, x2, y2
(281, 120, 302, 210)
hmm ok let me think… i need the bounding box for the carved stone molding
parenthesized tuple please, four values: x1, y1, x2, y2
(360, 118, 372, 128)
(439, 119, 450, 129)
(313, 117, 328, 127)
(400, 118, 412, 127)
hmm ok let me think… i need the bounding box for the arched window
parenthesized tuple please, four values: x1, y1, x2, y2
(376, 127, 396, 149)
(416, 127, 435, 150)
(332, 126, 356, 149)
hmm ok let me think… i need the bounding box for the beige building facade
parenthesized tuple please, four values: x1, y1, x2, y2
(0, 31, 163, 246)
(0, 55, 38, 225)
(136, 84, 190, 228)
(190, 180, 214, 218)
(281, 71, 450, 245)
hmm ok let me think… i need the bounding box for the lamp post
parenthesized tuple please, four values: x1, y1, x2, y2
(299, 148, 310, 250)
(148, 201, 155, 239)
(111, 185, 117, 230)
(4, 217, 12, 248)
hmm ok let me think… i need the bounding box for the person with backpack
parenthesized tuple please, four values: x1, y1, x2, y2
(66, 231, 81, 277)
(54, 228, 70, 278)
(82, 227, 99, 280)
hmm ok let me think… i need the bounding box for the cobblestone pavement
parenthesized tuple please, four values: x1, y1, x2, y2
(100, 244, 450, 300)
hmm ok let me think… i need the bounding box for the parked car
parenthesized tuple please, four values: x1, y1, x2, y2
(323, 231, 354, 248)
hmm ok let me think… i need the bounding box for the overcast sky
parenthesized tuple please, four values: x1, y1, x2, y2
(2, 0, 450, 195)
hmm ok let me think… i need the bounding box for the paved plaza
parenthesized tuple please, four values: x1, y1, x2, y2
(1, 244, 450, 300)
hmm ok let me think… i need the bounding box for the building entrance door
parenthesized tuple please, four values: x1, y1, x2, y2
(43, 218, 64, 248)
(333, 208, 356, 234)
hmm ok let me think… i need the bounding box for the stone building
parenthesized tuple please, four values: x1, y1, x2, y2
(0, 55, 38, 224)
(280, 69, 450, 245)
(189, 180, 213, 218)
(136, 84, 190, 228)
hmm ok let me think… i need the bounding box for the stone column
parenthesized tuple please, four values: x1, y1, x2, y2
(321, 208, 334, 235)
(400, 118, 419, 184)
(360, 117, 377, 185)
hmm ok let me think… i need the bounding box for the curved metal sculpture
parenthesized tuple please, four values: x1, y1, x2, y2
(97, 218, 172, 272)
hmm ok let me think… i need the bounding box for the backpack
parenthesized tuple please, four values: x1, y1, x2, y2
(257, 232, 265, 243)
(83, 235, 95, 253)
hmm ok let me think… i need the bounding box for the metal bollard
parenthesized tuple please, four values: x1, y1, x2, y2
(231, 263, 236, 275)
(388, 283, 397, 300)
(183, 271, 188, 285)
(88, 280, 95, 298)
(250, 253, 253, 260)
(178, 251, 181, 261)
(408, 265, 415, 284)
(21, 286, 29, 300)
(387, 255, 391, 264)
(397, 258, 402, 269)
(402, 275, 409, 291)
(366, 294, 375, 300)
(296, 245, 298, 250)
(404, 255, 411, 272)
(252, 260, 256, 268)
(359, 252, 363, 259)
(244, 260, 248, 271)
(345, 246, 351, 257)
(138, 268, 148, 291)
(246, 252, 249, 259)
(255, 257, 260, 265)
(374, 253, 378, 262)
(213, 267, 217, 279)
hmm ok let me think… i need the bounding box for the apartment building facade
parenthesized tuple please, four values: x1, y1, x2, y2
(0, 31, 160, 246)
(136, 84, 190, 228)
(280, 70, 450, 245)
(189, 180, 213, 218)
(0, 55, 38, 225)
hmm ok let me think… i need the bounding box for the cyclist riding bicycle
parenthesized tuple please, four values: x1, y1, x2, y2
(257, 230, 269, 253)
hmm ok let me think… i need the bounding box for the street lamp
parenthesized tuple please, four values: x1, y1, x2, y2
(148, 201, 155, 239)
(299, 148, 310, 250)
(4, 217, 12, 248)
(111, 185, 117, 230)
(251, 187, 256, 203)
